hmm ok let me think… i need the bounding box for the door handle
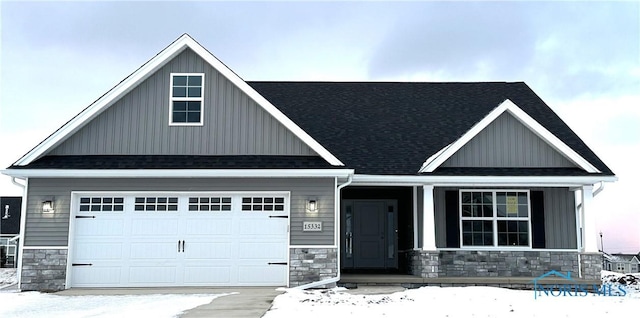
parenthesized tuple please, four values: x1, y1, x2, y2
(178, 240, 181, 252)
(182, 240, 185, 252)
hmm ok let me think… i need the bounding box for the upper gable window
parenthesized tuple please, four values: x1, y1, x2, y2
(170, 73, 204, 125)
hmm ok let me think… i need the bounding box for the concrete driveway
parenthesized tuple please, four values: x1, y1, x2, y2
(56, 287, 284, 318)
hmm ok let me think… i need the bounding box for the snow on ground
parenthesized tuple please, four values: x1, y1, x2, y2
(2, 269, 639, 317)
(1, 270, 224, 318)
(0, 292, 223, 318)
(264, 271, 640, 318)
(0, 268, 17, 287)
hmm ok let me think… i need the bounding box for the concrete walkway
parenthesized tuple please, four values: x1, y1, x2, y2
(56, 287, 284, 318)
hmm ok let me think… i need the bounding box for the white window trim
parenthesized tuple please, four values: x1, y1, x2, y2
(169, 72, 205, 126)
(459, 189, 533, 249)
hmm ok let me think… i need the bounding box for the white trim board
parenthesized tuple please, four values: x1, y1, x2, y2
(419, 99, 601, 174)
(2, 168, 355, 179)
(351, 174, 617, 186)
(12, 34, 344, 167)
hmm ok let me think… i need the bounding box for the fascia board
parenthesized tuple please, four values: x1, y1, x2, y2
(351, 173, 617, 185)
(1, 169, 355, 178)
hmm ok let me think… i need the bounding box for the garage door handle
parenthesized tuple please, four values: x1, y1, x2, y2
(268, 262, 288, 265)
(72, 263, 93, 266)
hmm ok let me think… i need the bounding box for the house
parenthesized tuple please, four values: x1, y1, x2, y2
(607, 254, 640, 273)
(0, 196, 21, 268)
(1, 34, 616, 291)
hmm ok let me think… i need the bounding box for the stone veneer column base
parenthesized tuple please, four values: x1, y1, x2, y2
(408, 250, 440, 278)
(579, 252, 603, 281)
(20, 248, 68, 291)
(289, 248, 338, 288)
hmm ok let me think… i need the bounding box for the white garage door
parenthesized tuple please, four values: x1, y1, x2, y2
(68, 192, 289, 288)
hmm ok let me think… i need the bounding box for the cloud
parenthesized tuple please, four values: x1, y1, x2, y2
(367, 1, 640, 100)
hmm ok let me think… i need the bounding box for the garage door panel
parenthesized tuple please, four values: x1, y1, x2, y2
(183, 266, 232, 284)
(128, 266, 178, 284)
(238, 219, 286, 236)
(238, 241, 287, 259)
(182, 242, 232, 259)
(75, 219, 125, 236)
(130, 218, 179, 236)
(71, 266, 122, 286)
(74, 242, 124, 260)
(184, 218, 232, 235)
(129, 241, 178, 259)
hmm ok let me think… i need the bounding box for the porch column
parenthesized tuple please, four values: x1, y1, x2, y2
(422, 185, 436, 250)
(581, 185, 599, 253)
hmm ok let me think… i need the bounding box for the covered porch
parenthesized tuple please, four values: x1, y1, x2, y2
(339, 182, 604, 285)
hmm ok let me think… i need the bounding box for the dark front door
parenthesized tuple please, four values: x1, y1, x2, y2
(342, 200, 397, 270)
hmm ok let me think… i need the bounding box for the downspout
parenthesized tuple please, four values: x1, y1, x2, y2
(294, 174, 353, 290)
(10, 177, 27, 290)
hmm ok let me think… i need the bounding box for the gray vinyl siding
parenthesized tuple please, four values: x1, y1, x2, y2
(24, 177, 334, 246)
(433, 187, 577, 249)
(441, 113, 576, 168)
(48, 48, 315, 156)
(434, 187, 451, 248)
(543, 187, 577, 249)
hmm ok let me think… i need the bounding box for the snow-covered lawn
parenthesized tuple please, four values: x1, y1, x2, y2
(264, 270, 640, 318)
(1, 269, 639, 318)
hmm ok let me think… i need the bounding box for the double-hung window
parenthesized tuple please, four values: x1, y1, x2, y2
(460, 190, 531, 248)
(170, 73, 204, 125)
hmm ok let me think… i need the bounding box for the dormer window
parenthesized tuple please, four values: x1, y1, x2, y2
(170, 73, 204, 125)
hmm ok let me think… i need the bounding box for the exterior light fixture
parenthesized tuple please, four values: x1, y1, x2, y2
(42, 200, 55, 214)
(306, 199, 318, 213)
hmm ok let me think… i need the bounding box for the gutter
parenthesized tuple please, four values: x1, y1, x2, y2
(293, 174, 353, 290)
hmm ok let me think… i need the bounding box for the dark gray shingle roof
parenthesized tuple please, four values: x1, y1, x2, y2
(248, 81, 614, 176)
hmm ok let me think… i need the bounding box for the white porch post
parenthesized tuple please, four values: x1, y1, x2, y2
(422, 185, 436, 250)
(413, 186, 419, 249)
(581, 185, 599, 253)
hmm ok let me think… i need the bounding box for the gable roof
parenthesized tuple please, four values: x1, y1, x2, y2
(12, 34, 343, 167)
(419, 99, 599, 173)
(248, 81, 615, 176)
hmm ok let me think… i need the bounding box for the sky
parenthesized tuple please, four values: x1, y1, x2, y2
(0, 1, 639, 253)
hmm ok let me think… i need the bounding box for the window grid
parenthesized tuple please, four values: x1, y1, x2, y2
(460, 190, 530, 247)
(134, 197, 178, 211)
(170, 73, 204, 124)
(241, 197, 285, 212)
(188, 197, 232, 212)
(79, 197, 124, 212)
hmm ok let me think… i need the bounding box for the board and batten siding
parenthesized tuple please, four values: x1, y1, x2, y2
(441, 113, 576, 168)
(48, 48, 315, 156)
(25, 178, 335, 247)
(433, 187, 577, 249)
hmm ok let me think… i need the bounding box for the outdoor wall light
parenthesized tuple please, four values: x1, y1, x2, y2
(42, 200, 55, 214)
(306, 199, 318, 213)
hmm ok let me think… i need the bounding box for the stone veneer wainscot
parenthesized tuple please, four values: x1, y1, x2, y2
(289, 248, 338, 287)
(409, 250, 602, 281)
(20, 248, 68, 291)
